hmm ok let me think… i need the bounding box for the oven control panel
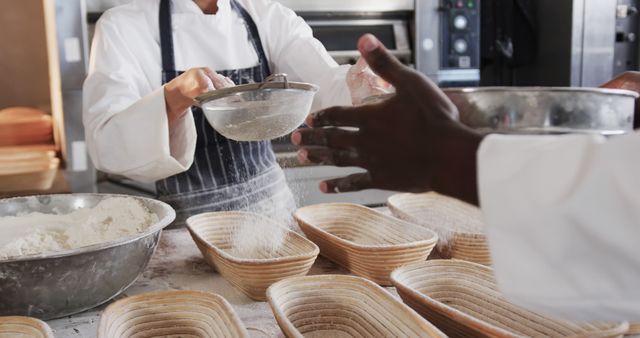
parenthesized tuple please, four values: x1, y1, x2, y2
(440, 0, 480, 70)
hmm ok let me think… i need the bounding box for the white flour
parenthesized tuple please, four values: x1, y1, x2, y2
(224, 186, 297, 259)
(0, 197, 158, 260)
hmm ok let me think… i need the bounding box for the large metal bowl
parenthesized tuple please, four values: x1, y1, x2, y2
(0, 194, 175, 320)
(444, 87, 638, 135)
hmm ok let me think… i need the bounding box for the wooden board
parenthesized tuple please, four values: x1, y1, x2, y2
(0, 0, 65, 160)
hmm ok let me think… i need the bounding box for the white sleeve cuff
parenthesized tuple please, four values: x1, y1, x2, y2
(88, 87, 197, 183)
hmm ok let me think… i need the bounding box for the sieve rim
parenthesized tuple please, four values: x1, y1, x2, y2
(195, 74, 318, 106)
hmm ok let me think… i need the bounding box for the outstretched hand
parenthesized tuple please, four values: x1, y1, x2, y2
(292, 34, 483, 205)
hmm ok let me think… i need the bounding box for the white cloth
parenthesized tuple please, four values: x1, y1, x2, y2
(83, 0, 351, 182)
(478, 131, 640, 321)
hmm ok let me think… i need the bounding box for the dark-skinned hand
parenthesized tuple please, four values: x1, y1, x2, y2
(291, 34, 484, 206)
(600, 71, 640, 129)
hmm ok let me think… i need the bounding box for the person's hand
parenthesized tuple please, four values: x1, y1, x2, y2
(600, 71, 640, 129)
(164, 67, 234, 127)
(346, 57, 393, 105)
(291, 34, 483, 205)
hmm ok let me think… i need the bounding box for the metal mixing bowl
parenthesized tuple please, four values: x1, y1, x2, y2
(0, 194, 175, 320)
(444, 87, 638, 135)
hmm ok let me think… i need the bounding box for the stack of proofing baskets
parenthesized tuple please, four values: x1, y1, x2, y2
(0, 107, 59, 193)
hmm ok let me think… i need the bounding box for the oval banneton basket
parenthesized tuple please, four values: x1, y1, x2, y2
(294, 203, 438, 285)
(267, 274, 447, 338)
(97, 290, 248, 338)
(387, 192, 491, 265)
(186, 212, 319, 301)
(391, 260, 629, 338)
(628, 323, 640, 335)
(0, 316, 54, 338)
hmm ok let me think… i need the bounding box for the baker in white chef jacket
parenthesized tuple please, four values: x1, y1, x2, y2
(294, 34, 640, 321)
(83, 0, 386, 226)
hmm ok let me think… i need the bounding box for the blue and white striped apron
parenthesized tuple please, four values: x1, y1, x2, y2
(156, 0, 295, 227)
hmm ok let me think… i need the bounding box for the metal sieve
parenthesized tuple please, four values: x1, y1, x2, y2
(196, 74, 318, 141)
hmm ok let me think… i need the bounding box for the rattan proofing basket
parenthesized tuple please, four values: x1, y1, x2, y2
(294, 203, 438, 285)
(627, 323, 640, 335)
(391, 260, 629, 338)
(388, 192, 491, 265)
(267, 274, 446, 338)
(0, 316, 53, 338)
(97, 290, 248, 338)
(187, 211, 319, 301)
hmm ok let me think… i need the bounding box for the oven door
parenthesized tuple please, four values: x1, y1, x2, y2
(307, 19, 412, 65)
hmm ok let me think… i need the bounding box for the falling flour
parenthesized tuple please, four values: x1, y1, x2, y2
(0, 197, 158, 260)
(223, 183, 298, 259)
(391, 192, 485, 254)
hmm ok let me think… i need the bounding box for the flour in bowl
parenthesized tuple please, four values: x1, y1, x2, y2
(0, 197, 158, 260)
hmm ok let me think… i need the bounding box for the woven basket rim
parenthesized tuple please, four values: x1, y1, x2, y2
(98, 290, 248, 338)
(0, 316, 54, 338)
(186, 211, 319, 264)
(294, 203, 438, 250)
(266, 274, 446, 338)
(390, 259, 629, 337)
(387, 193, 485, 237)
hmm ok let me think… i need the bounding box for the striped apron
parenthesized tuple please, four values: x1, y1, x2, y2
(156, 0, 295, 227)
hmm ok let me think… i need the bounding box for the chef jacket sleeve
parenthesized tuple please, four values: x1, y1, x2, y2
(83, 15, 197, 183)
(477, 131, 640, 321)
(253, 0, 352, 110)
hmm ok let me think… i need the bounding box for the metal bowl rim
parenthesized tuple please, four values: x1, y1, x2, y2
(196, 82, 319, 106)
(443, 86, 640, 98)
(0, 193, 176, 263)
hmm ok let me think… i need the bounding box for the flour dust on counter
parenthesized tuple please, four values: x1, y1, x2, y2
(0, 197, 157, 260)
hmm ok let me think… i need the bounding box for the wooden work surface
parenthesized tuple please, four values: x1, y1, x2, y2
(46, 228, 399, 338)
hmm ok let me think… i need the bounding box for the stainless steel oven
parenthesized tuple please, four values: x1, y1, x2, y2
(274, 0, 415, 66)
(305, 18, 412, 65)
(274, 0, 481, 86)
(415, 0, 481, 87)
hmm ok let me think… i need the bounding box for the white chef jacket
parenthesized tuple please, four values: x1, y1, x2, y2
(83, 0, 351, 183)
(478, 131, 640, 321)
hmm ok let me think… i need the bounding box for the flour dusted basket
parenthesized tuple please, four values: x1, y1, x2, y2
(186, 211, 319, 301)
(391, 260, 629, 338)
(196, 73, 318, 141)
(294, 203, 438, 285)
(388, 192, 491, 265)
(0, 316, 53, 338)
(97, 290, 248, 338)
(267, 274, 446, 338)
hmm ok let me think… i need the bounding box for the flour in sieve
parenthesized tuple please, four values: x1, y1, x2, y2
(0, 197, 158, 260)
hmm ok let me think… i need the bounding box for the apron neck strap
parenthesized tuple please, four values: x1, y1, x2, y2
(159, 0, 177, 84)
(158, 0, 271, 85)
